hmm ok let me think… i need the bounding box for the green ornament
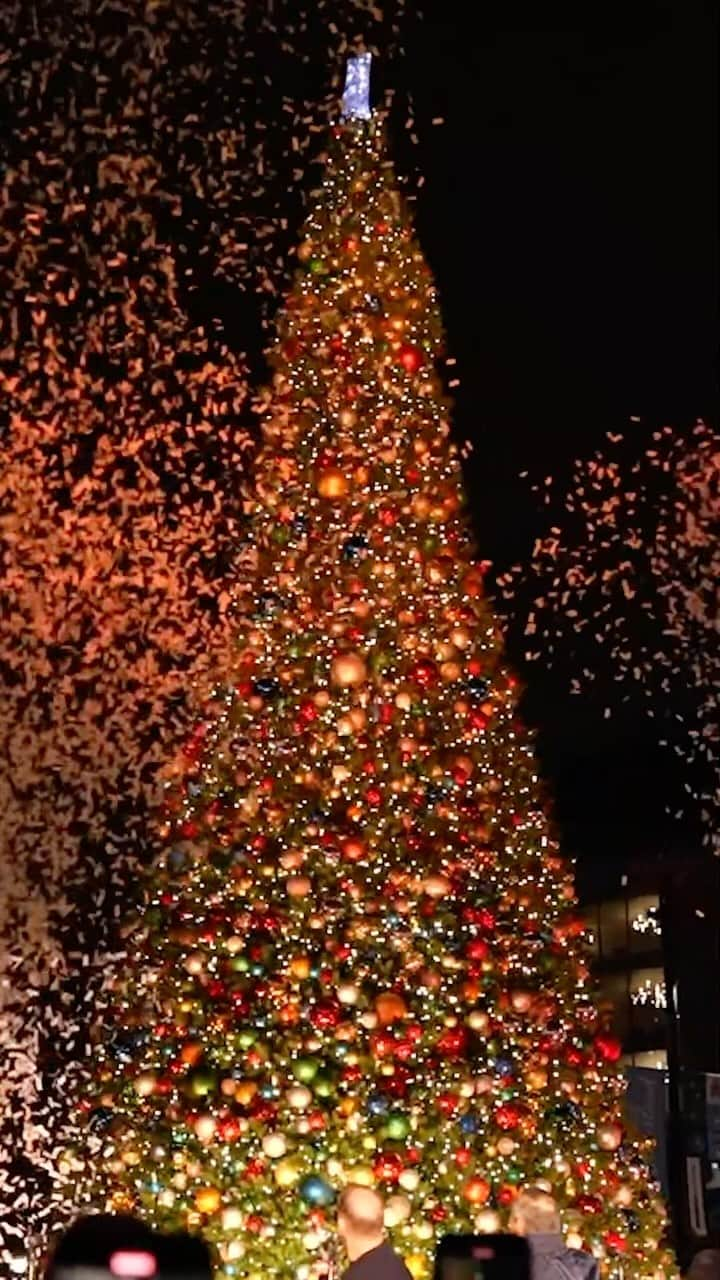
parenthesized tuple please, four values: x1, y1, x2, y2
(189, 1069, 217, 1098)
(313, 1073, 335, 1099)
(237, 1030, 257, 1050)
(386, 1113, 410, 1140)
(230, 956, 249, 972)
(309, 259, 325, 275)
(292, 1057, 320, 1084)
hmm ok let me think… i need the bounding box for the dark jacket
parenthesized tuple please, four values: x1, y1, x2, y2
(528, 1234, 599, 1280)
(343, 1241, 414, 1280)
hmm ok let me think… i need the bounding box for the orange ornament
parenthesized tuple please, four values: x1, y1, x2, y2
(317, 468, 348, 499)
(463, 1177, 491, 1205)
(195, 1187, 221, 1215)
(375, 992, 408, 1025)
(180, 1041, 204, 1066)
(330, 652, 367, 688)
(423, 874, 451, 898)
(289, 955, 311, 979)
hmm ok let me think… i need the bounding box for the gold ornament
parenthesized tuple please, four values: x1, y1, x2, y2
(475, 1210, 501, 1234)
(134, 1073, 156, 1098)
(195, 1186, 221, 1215)
(330, 652, 367, 687)
(598, 1121, 623, 1151)
(287, 1085, 312, 1110)
(317, 468, 348, 499)
(287, 875, 312, 898)
(262, 1132, 288, 1159)
(338, 982, 361, 1005)
(194, 1114, 216, 1143)
(384, 1194, 412, 1227)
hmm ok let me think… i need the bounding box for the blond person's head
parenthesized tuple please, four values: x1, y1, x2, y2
(508, 1187, 562, 1236)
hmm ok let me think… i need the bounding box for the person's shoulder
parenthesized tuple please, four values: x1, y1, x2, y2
(556, 1247, 599, 1280)
(379, 1242, 414, 1280)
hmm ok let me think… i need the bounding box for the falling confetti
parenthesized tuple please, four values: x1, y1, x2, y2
(498, 419, 719, 847)
(0, 0, 422, 1261)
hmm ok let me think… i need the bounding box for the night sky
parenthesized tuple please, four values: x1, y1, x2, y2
(4, 0, 718, 887)
(179, 0, 718, 885)
(399, 1, 718, 885)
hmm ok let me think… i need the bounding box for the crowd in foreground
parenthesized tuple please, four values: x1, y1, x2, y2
(42, 1185, 720, 1280)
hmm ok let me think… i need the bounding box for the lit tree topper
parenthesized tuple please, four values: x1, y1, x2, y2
(341, 52, 372, 120)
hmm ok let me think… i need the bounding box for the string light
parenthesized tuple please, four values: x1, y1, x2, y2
(66, 71, 673, 1280)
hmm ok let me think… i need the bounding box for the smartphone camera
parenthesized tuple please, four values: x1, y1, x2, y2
(45, 1215, 212, 1280)
(434, 1234, 531, 1280)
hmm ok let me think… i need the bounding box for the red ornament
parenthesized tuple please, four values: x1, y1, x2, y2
(412, 659, 437, 688)
(497, 1185, 518, 1206)
(576, 1195, 603, 1216)
(218, 1117, 241, 1143)
(494, 1103, 521, 1131)
(595, 1033, 622, 1063)
(466, 939, 490, 961)
(374, 1152, 403, 1184)
(310, 1000, 341, 1031)
(603, 1232, 628, 1254)
(398, 344, 422, 373)
(437, 1026, 468, 1058)
(455, 1148, 473, 1169)
(436, 1091, 460, 1116)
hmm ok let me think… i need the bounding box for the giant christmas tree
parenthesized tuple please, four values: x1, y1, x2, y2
(72, 58, 672, 1280)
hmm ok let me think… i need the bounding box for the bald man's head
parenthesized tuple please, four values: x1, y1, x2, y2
(337, 1185, 386, 1259)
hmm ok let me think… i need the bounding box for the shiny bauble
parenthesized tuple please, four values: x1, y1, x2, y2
(613, 1184, 634, 1207)
(337, 982, 361, 1005)
(317, 468, 348, 499)
(467, 1011, 490, 1033)
(194, 1114, 216, 1143)
(386, 1113, 410, 1141)
(384, 1194, 412, 1227)
(262, 1132, 288, 1159)
(375, 992, 408, 1025)
(330, 652, 367, 687)
(475, 1210, 501, 1234)
(299, 1175, 335, 1207)
(595, 1033, 622, 1062)
(422, 874, 451, 898)
(275, 1157, 302, 1188)
(195, 1186, 221, 1215)
(222, 1207, 244, 1230)
(292, 1058, 320, 1084)
(597, 1121, 623, 1151)
(510, 990, 534, 1013)
(497, 1137, 515, 1156)
(287, 875, 312, 898)
(398, 344, 422, 373)
(526, 1067, 548, 1091)
(134, 1072, 156, 1098)
(463, 1176, 491, 1206)
(287, 1084, 313, 1110)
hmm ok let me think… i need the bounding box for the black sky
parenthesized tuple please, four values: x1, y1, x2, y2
(393, 1, 717, 885)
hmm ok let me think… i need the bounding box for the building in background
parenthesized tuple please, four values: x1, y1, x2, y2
(582, 854, 720, 1265)
(584, 878, 667, 1070)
